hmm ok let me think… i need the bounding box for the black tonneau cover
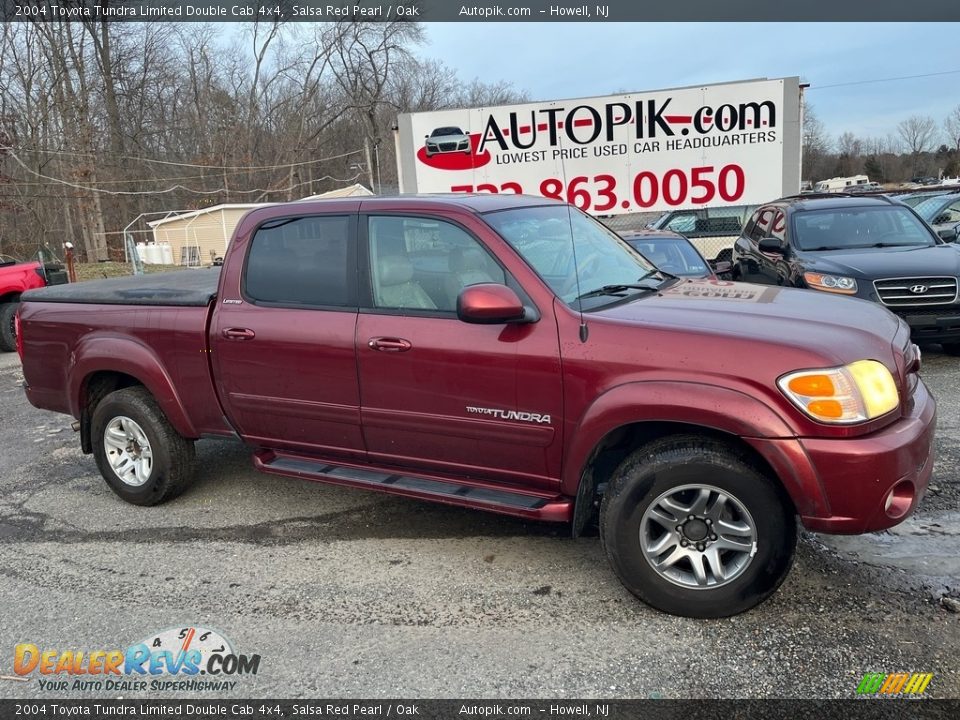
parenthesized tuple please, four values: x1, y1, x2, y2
(22, 268, 220, 307)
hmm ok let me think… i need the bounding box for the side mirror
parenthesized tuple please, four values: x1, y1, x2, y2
(937, 226, 959, 242)
(758, 237, 785, 254)
(457, 284, 528, 324)
(712, 260, 733, 275)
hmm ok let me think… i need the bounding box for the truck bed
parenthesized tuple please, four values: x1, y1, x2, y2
(22, 268, 220, 306)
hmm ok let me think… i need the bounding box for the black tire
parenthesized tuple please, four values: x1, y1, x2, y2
(599, 434, 796, 618)
(940, 343, 960, 356)
(91, 386, 196, 506)
(0, 302, 17, 353)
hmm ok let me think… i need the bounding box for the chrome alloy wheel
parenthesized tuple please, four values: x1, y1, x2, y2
(103, 416, 154, 487)
(640, 484, 758, 589)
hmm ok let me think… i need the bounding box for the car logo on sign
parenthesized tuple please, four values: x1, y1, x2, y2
(909, 285, 928, 294)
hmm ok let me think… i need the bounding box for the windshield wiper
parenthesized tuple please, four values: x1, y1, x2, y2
(860, 242, 928, 248)
(576, 283, 660, 301)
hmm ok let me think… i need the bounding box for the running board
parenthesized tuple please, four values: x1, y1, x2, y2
(253, 450, 572, 522)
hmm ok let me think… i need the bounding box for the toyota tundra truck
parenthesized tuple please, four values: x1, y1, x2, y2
(17, 194, 936, 618)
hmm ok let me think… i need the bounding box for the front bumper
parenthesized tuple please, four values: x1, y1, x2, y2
(892, 306, 960, 344)
(752, 379, 936, 535)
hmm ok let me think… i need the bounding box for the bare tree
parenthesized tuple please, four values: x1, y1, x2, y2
(330, 21, 424, 190)
(898, 115, 938, 155)
(945, 104, 960, 152)
(801, 102, 831, 181)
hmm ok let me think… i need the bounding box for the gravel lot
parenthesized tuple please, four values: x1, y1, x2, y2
(0, 347, 957, 700)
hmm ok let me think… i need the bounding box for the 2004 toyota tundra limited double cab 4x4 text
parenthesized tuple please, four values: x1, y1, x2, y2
(18, 194, 936, 618)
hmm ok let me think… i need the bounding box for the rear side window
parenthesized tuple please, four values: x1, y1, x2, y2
(245, 215, 354, 307)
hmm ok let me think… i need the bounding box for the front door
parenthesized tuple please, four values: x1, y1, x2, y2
(355, 213, 563, 490)
(212, 212, 365, 459)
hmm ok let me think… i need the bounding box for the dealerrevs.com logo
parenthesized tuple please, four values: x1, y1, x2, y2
(856, 672, 933, 696)
(13, 626, 260, 692)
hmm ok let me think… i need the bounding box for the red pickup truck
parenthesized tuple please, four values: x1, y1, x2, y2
(0, 254, 67, 352)
(18, 195, 936, 617)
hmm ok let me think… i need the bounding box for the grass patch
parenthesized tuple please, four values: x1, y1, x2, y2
(74, 262, 183, 282)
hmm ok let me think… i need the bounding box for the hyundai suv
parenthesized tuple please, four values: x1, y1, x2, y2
(732, 194, 960, 354)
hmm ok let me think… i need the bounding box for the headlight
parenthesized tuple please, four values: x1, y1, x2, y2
(803, 272, 857, 294)
(778, 360, 899, 424)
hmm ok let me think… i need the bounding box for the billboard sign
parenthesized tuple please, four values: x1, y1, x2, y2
(396, 77, 802, 214)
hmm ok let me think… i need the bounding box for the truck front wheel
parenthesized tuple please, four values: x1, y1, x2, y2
(599, 435, 796, 618)
(91, 387, 196, 506)
(0, 302, 17, 352)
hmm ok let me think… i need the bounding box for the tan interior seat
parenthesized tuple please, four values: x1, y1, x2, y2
(375, 255, 436, 310)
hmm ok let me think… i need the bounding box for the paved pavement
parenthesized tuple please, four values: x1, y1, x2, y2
(0, 348, 957, 700)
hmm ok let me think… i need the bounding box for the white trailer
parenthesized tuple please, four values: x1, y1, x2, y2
(813, 175, 870, 192)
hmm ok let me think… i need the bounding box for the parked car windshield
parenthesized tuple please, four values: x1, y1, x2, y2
(792, 206, 936, 251)
(485, 205, 661, 308)
(913, 194, 960, 222)
(625, 236, 709, 277)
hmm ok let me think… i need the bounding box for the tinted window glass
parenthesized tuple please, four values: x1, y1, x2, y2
(368, 216, 505, 313)
(246, 216, 352, 307)
(792, 207, 935, 251)
(750, 207, 776, 242)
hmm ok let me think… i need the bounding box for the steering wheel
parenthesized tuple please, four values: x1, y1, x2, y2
(558, 252, 602, 296)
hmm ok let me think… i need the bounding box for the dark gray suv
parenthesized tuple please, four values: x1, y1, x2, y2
(732, 194, 960, 353)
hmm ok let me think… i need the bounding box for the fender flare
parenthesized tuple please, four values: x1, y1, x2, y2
(68, 333, 199, 439)
(564, 381, 804, 531)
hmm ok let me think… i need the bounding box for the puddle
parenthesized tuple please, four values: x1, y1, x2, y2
(817, 511, 960, 580)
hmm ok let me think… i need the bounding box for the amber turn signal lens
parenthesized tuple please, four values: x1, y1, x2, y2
(787, 374, 835, 397)
(807, 399, 844, 418)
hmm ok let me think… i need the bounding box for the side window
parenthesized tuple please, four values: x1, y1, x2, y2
(664, 212, 699, 235)
(368, 216, 506, 314)
(938, 201, 960, 224)
(750, 207, 776, 242)
(770, 210, 787, 243)
(245, 215, 353, 307)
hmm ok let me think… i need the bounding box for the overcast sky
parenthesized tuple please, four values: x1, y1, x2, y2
(423, 23, 960, 144)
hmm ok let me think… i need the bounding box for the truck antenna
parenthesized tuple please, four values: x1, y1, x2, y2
(556, 132, 588, 343)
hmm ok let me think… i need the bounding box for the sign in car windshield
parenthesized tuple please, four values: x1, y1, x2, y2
(396, 77, 802, 215)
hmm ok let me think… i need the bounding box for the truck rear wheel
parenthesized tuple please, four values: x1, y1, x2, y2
(91, 387, 196, 506)
(599, 435, 796, 618)
(0, 302, 17, 352)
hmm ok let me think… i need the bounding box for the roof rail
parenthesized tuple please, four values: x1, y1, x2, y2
(777, 192, 854, 201)
(776, 192, 896, 203)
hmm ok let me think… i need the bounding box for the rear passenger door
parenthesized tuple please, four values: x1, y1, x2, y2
(212, 213, 366, 459)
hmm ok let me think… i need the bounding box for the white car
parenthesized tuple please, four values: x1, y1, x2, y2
(424, 127, 471, 157)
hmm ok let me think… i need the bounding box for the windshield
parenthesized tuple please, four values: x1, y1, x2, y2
(626, 237, 709, 277)
(913, 195, 959, 222)
(485, 205, 660, 308)
(431, 127, 463, 137)
(792, 206, 936, 251)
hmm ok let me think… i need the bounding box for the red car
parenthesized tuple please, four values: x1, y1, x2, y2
(0, 253, 67, 352)
(18, 195, 935, 617)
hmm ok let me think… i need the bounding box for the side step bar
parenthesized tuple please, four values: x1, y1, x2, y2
(253, 450, 573, 522)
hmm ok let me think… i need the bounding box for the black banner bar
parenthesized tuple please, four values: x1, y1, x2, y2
(2, 0, 960, 22)
(1, 700, 959, 720)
